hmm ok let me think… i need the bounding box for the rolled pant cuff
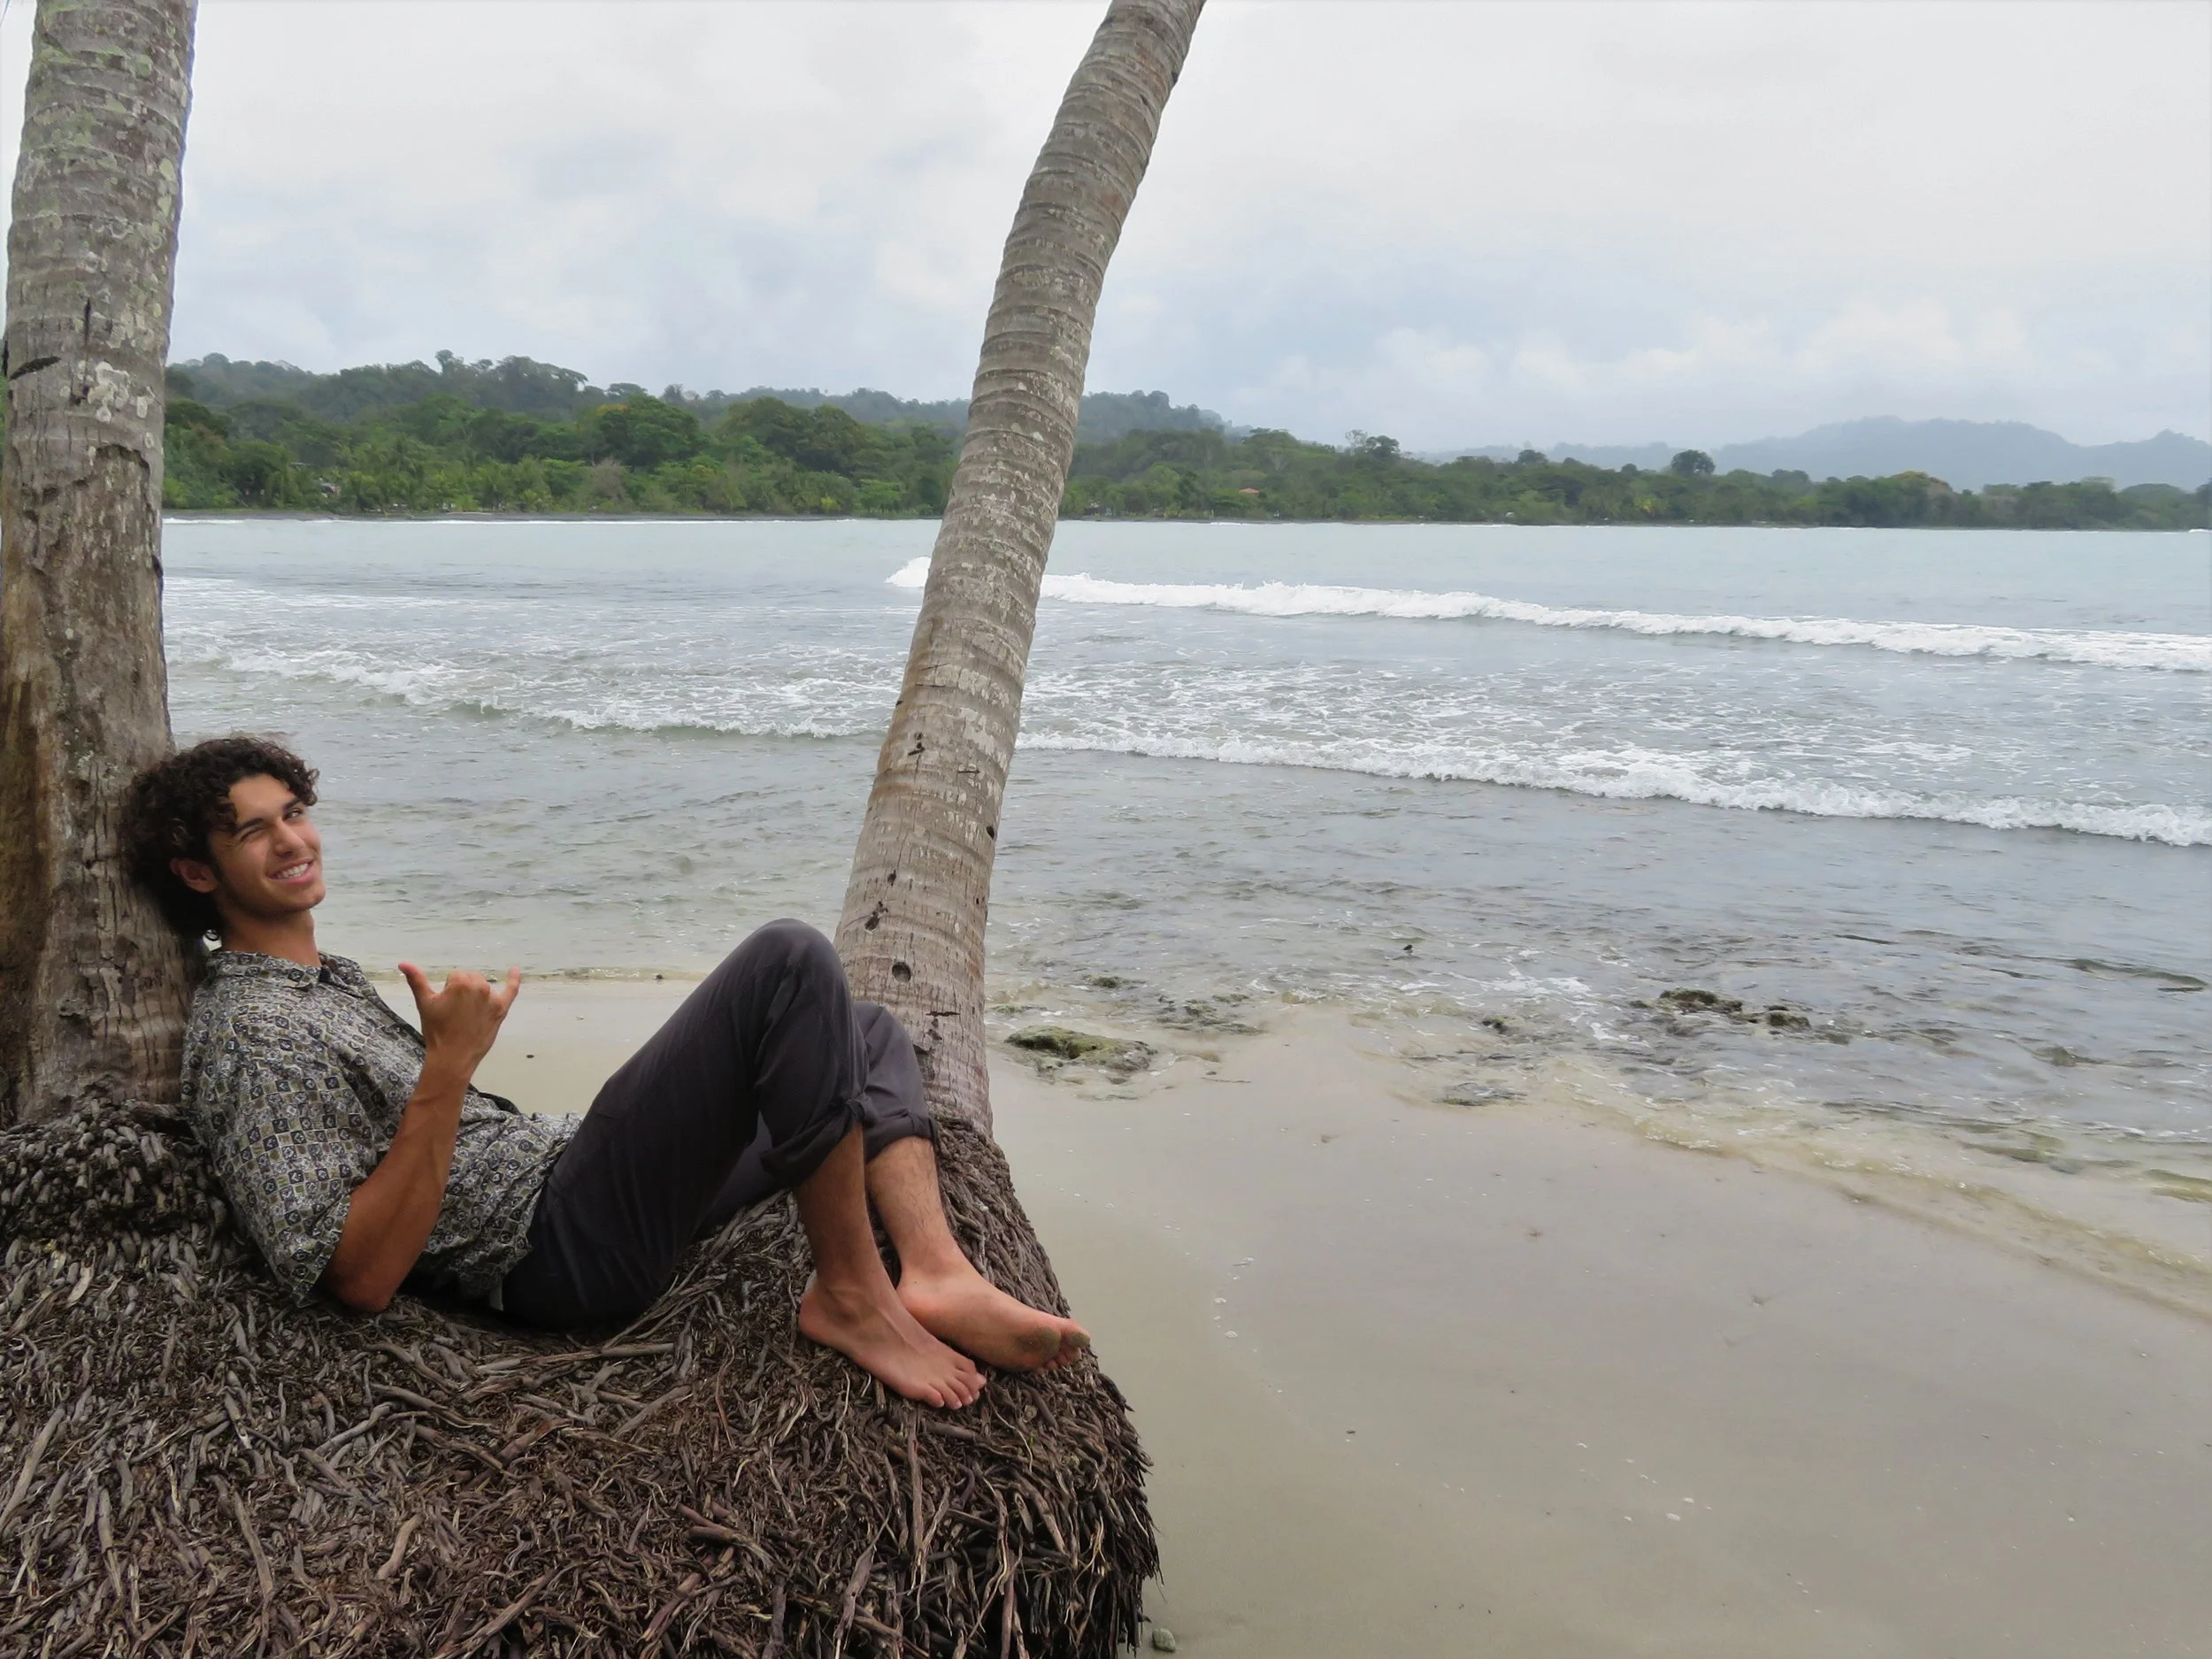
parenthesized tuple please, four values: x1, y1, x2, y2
(755, 1092, 868, 1192)
(864, 1104, 938, 1163)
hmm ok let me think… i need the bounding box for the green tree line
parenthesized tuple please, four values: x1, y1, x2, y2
(1063, 430, 2209, 530)
(161, 378, 959, 516)
(147, 367, 2208, 528)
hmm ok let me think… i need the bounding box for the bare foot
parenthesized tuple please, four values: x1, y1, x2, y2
(898, 1263, 1092, 1373)
(798, 1275, 986, 1408)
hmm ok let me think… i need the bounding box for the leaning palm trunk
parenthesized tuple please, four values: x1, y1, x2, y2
(836, 0, 1206, 1134)
(0, 0, 199, 1127)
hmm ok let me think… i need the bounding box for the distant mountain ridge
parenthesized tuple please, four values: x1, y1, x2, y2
(1436, 418, 2210, 491)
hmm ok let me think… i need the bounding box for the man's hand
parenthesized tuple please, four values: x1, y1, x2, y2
(397, 963, 522, 1078)
(321, 964, 522, 1314)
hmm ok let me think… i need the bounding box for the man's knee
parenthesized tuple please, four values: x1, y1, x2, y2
(741, 918, 843, 982)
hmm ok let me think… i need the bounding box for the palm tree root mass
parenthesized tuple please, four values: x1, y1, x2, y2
(0, 1107, 1154, 1656)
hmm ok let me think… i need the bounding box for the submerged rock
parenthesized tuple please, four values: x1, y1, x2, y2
(1658, 987, 1745, 1017)
(1152, 995, 1259, 1034)
(1443, 1083, 1517, 1108)
(1657, 988, 1816, 1033)
(1007, 1026, 1155, 1075)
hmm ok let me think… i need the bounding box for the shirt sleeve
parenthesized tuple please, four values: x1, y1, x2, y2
(196, 1018, 381, 1305)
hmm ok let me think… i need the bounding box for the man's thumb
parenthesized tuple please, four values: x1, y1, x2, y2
(397, 962, 434, 1007)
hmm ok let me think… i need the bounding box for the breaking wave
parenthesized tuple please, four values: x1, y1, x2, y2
(886, 557, 2210, 672)
(1014, 730, 2212, 847)
(173, 635, 2206, 847)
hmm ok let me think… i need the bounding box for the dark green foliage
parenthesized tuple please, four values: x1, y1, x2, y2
(1062, 430, 2209, 529)
(160, 391, 958, 518)
(149, 361, 2209, 528)
(161, 396, 314, 510)
(587, 397, 707, 470)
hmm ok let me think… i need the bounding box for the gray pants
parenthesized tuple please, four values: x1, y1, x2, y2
(498, 920, 934, 1328)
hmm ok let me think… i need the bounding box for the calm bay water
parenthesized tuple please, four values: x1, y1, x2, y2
(162, 518, 2210, 1182)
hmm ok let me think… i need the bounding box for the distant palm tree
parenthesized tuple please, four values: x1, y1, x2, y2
(1, 0, 200, 1125)
(837, 0, 1207, 1134)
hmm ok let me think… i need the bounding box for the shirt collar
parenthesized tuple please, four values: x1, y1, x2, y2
(206, 949, 369, 991)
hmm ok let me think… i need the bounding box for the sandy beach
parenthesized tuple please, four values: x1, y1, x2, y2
(457, 978, 2211, 1658)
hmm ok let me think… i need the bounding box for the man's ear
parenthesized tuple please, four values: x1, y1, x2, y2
(171, 857, 219, 895)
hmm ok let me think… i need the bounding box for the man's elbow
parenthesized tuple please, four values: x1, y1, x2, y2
(322, 1262, 396, 1314)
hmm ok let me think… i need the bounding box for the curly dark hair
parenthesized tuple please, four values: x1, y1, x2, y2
(122, 735, 319, 941)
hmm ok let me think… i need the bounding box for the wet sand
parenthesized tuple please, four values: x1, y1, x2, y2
(469, 982, 2212, 1658)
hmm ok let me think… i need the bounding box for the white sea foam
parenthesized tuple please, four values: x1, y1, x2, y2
(172, 616, 2208, 844)
(1015, 730, 2212, 847)
(165, 558, 2208, 849)
(170, 636, 891, 740)
(887, 557, 2211, 672)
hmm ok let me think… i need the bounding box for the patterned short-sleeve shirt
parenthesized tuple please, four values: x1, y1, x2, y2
(180, 950, 577, 1308)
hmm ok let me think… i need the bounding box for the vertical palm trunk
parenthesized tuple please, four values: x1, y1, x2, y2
(0, 0, 200, 1126)
(836, 0, 1204, 1134)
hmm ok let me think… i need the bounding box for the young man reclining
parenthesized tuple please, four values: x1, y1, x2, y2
(124, 735, 1087, 1409)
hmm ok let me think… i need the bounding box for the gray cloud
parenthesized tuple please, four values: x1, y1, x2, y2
(4, 1, 2203, 447)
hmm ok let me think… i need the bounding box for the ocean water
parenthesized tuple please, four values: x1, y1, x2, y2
(162, 518, 2210, 1188)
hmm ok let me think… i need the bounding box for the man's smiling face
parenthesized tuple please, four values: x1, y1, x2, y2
(173, 772, 327, 930)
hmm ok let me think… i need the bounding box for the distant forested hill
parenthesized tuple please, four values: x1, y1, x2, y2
(174, 352, 591, 422)
(719, 386, 1228, 443)
(173, 353, 1226, 446)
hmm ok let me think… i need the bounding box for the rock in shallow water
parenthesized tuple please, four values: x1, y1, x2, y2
(1443, 1083, 1517, 1108)
(1007, 1025, 1155, 1075)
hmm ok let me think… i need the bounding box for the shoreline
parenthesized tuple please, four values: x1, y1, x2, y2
(994, 1010, 2211, 1656)
(160, 509, 2206, 533)
(1000, 995, 2212, 1322)
(451, 975, 2212, 1324)
(463, 983, 2212, 1655)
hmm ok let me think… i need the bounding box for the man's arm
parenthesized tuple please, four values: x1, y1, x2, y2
(321, 964, 520, 1313)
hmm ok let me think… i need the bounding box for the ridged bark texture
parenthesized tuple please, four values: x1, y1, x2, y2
(836, 0, 1204, 1136)
(0, 0, 199, 1126)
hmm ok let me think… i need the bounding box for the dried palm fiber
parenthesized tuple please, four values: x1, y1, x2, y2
(0, 1104, 1155, 1656)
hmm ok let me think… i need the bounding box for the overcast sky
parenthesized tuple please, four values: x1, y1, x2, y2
(4, 1, 2206, 449)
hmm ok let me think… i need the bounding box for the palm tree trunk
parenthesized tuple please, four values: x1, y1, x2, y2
(835, 0, 1205, 1135)
(0, 0, 200, 1126)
